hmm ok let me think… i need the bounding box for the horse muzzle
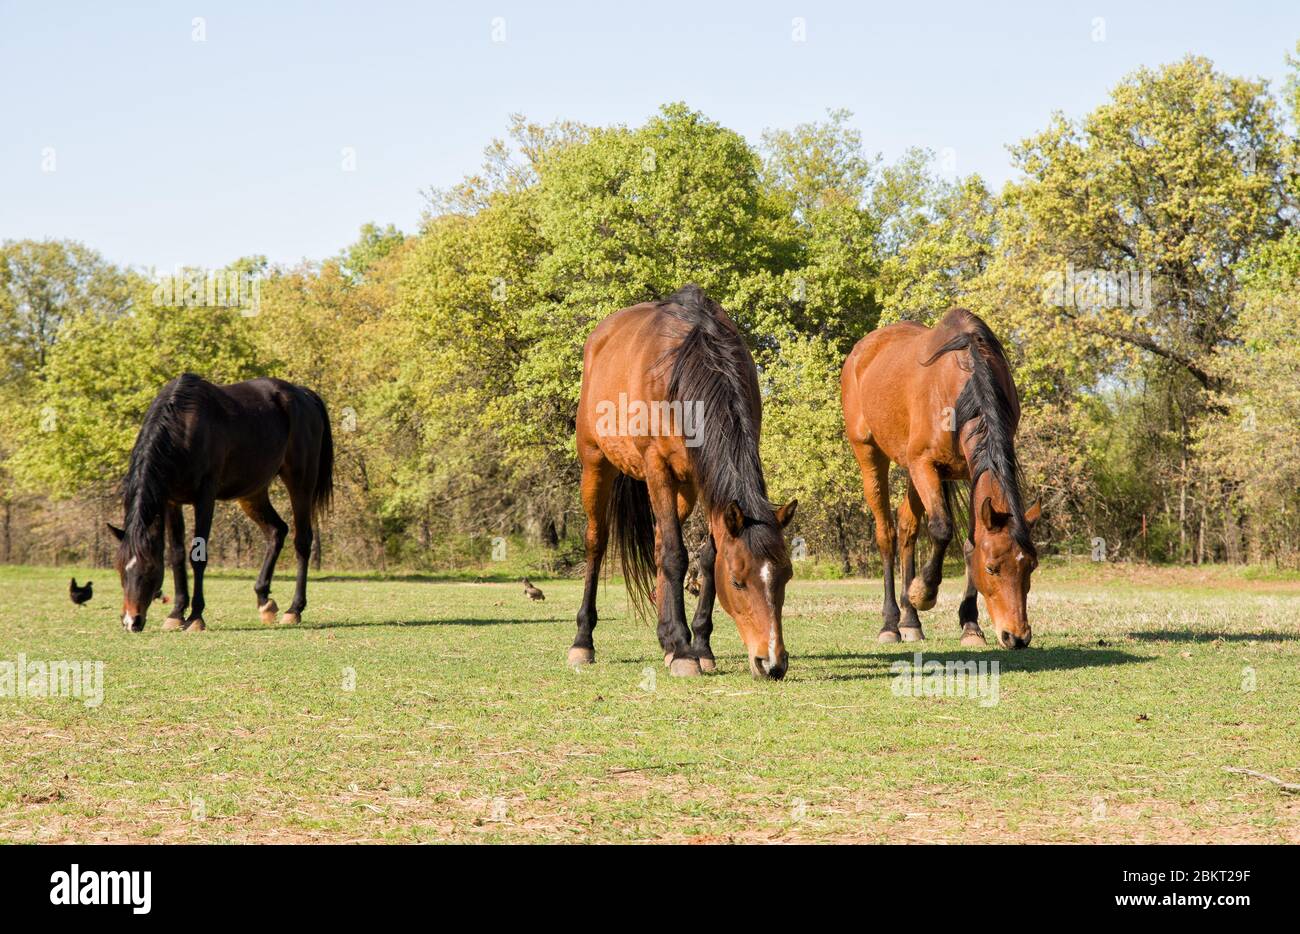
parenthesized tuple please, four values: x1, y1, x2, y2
(749, 651, 789, 680)
(998, 626, 1031, 649)
(122, 612, 144, 632)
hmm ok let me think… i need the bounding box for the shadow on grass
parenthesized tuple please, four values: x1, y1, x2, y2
(1127, 629, 1300, 644)
(310, 572, 572, 585)
(578, 645, 1153, 681)
(805, 646, 1152, 681)
(223, 615, 573, 632)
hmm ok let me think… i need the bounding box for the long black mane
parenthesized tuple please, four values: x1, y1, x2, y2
(657, 285, 784, 561)
(924, 311, 1035, 555)
(121, 373, 203, 556)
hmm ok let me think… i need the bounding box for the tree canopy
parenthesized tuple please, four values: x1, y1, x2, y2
(4, 48, 1300, 569)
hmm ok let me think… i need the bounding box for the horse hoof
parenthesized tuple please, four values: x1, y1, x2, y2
(161, 617, 184, 632)
(697, 655, 717, 673)
(900, 627, 925, 642)
(567, 646, 595, 667)
(664, 652, 674, 668)
(960, 629, 987, 647)
(669, 656, 702, 677)
(907, 579, 937, 611)
(183, 618, 206, 633)
(279, 612, 301, 626)
(259, 600, 279, 624)
(877, 629, 901, 644)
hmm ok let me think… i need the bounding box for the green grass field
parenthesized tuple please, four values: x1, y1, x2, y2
(1, 562, 1297, 843)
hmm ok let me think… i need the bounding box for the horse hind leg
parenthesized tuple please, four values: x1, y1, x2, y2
(569, 458, 614, 667)
(239, 490, 288, 624)
(278, 469, 316, 626)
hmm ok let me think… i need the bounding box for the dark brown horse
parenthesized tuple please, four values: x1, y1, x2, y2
(108, 373, 333, 632)
(570, 285, 797, 679)
(841, 309, 1040, 649)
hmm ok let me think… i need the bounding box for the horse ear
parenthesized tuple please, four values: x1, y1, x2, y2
(978, 497, 1009, 530)
(106, 523, 125, 542)
(776, 499, 798, 529)
(1023, 499, 1042, 528)
(723, 501, 745, 537)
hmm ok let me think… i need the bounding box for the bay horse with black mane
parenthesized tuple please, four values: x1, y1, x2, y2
(841, 309, 1040, 649)
(570, 285, 797, 679)
(108, 373, 333, 632)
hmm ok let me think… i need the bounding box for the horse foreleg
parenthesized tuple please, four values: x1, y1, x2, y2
(185, 494, 214, 632)
(162, 502, 189, 631)
(689, 531, 718, 671)
(569, 458, 613, 667)
(907, 461, 952, 612)
(959, 539, 987, 646)
(851, 440, 901, 642)
(896, 481, 925, 641)
(646, 458, 697, 677)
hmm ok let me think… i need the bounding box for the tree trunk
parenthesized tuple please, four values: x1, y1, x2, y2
(1178, 446, 1188, 563)
(833, 511, 852, 577)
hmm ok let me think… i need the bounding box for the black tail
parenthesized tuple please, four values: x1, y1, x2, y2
(607, 472, 656, 616)
(304, 387, 334, 519)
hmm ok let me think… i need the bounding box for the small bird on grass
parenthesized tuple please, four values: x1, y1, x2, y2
(69, 578, 93, 607)
(522, 578, 545, 601)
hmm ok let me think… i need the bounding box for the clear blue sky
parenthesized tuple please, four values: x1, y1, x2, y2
(2, 0, 1297, 271)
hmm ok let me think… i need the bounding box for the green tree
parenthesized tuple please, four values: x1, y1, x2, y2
(0, 239, 130, 383)
(760, 333, 868, 574)
(11, 271, 264, 499)
(1006, 55, 1289, 390)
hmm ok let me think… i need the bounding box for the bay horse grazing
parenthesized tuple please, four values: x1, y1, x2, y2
(841, 309, 1040, 649)
(570, 285, 798, 679)
(108, 373, 333, 632)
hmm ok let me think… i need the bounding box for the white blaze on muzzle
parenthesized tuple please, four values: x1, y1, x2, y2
(760, 562, 777, 667)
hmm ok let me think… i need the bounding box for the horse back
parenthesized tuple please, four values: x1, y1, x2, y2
(167, 376, 314, 502)
(842, 314, 977, 473)
(578, 303, 692, 483)
(577, 298, 758, 486)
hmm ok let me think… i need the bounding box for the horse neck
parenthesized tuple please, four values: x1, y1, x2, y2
(123, 439, 175, 554)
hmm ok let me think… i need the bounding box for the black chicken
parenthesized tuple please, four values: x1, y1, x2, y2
(69, 578, 93, 607)
(522, 578, 545, 601)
